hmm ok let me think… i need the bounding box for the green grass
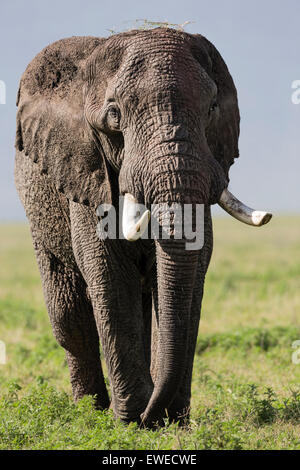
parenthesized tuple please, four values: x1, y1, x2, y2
(0, 216, 300, 449)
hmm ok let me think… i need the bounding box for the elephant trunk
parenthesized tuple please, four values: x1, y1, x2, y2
(141, 238, 199, 427)
(120, 146, 225, 427)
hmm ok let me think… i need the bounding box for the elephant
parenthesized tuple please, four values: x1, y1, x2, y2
(14, 27, 271, 427)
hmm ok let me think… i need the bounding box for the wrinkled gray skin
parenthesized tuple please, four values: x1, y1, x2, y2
(15, 28, 240, 427)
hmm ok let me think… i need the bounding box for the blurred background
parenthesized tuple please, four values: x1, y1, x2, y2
(0, 0, 299, 220)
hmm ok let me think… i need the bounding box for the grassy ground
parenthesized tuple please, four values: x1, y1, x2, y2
(0, 216, 300, 450)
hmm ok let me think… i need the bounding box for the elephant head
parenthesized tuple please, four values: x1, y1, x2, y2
(16, 28, 271, 426)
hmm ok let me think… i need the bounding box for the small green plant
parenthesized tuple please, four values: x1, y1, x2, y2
(242, 384, 278, 425)
(196, 325, 300, 354)
(1, 218, 300, 449)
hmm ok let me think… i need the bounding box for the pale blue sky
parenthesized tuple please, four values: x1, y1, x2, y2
(0, 0, 299, 219)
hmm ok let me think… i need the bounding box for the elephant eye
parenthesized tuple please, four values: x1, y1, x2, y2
(209, 100, 218, 115)
(106, 104, 121, 131)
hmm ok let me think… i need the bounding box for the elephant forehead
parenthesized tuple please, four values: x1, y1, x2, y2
(113, 46, 216, 105)
(120, 28, 211, 70)
(123, 37, 192, 75)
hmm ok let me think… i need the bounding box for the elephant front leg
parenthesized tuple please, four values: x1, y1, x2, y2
(89, 279, 153, 423)
(70, 204, 153, 423)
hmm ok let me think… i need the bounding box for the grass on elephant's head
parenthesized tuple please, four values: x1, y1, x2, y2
(107, 19, 193, 35)
(0, 216, 300, 449)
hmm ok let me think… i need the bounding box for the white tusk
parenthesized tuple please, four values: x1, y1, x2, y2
(122, 193, 151, 241)
(218, 188, 272, 226)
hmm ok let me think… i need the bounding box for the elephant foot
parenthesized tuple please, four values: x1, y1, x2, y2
(139, 409, 189, 429)
(166, 408, 190, 427)
(112, 400, 150, 427)
(73, 391, 110, 410)
(139, 413, 165, 429)
(93, 395, 111, 411)
(138, 395, 190, 429)
(166, 397, 190, 427)
(120, 415, 142, 426)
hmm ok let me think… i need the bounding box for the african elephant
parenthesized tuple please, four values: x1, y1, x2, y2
(14, 27, 271, 427)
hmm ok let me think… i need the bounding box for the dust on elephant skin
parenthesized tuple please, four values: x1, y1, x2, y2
(15, 28, 240, 427)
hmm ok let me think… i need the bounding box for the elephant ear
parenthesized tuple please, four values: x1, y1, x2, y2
(15, 36, 112, 208)
(191, 34, 240, 177)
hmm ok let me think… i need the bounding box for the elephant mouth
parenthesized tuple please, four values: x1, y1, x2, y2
(122, 189, 272, 241)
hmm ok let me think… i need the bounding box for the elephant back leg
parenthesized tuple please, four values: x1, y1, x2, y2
(15, 151, 109, 408)
(33, 241, 110, 409)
